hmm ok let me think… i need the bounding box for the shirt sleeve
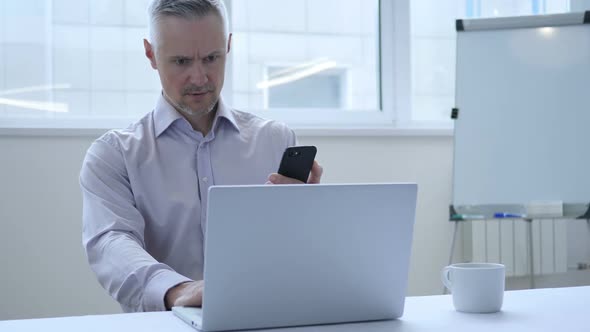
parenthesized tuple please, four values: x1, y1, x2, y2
(80, 134, 192, 312)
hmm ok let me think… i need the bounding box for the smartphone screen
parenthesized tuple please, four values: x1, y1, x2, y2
(277, 146, 317, 183)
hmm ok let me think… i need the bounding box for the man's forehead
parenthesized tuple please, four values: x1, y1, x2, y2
(156, 15, 226, 55)
(157, 14, 225, 38)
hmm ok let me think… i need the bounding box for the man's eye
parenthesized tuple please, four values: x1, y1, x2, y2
(204, 55, 218, 63)
(175, 58, 190, 66)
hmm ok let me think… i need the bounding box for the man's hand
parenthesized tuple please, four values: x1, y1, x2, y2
(165, 280, 204, 309)
(267, 160, 323, 184)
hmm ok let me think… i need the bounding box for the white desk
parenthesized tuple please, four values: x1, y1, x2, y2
(1, 286, 588, 332)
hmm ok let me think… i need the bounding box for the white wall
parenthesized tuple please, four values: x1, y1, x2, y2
(0, 136, 121, 319)
(0, 133, 457, 320)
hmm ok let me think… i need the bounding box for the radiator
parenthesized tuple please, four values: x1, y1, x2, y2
(464, 219, 568, 277)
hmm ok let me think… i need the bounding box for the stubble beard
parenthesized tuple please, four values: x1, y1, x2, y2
(164, 86, 218, 118)
(176, 97, 218, 117)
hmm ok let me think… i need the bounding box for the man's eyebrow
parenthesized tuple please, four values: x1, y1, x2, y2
(166, 50, 224, 61)
(204, 50, 224, 57)
(168, 55, 193, 60)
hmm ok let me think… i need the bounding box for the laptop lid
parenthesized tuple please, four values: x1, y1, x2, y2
(200, 183, 417, 331)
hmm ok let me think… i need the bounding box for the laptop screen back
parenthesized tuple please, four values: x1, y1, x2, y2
(201, 183, 417, 331)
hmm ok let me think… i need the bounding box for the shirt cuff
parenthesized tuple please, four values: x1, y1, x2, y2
(142, 269, 192, 311)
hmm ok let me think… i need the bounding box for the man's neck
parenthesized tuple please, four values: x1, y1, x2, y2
(183, 105, 217, 136)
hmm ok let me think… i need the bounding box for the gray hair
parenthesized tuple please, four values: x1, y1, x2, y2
(147, 0, 230, 47)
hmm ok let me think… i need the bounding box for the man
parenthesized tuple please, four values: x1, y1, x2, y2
(80, 0, 323, 313)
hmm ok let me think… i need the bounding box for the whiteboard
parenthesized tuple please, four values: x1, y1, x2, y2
(453, 13, 590, 208)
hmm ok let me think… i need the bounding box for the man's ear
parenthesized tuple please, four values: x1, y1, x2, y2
(227, 33, 233, 54)
(144, 39, 158, 70)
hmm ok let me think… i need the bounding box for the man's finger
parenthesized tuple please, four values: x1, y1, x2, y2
(175, 292, 202, 307)
(173, 281, 204, 307)
(267, 173, 304, 184)
(307, 160, 323, 184)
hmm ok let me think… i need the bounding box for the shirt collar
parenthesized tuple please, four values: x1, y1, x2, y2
(153, 93, 240, 138)
(213, 97, 241, 134)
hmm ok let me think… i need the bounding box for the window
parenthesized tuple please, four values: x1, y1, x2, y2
(0, 0, 158, 129)
(0, 0, 582, 131)
(265, 65, 347, 109)
(227, 0, 383, 126)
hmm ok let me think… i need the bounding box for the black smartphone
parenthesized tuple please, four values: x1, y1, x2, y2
(277, 146, 317, 183)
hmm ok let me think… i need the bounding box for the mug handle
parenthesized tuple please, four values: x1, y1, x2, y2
(441, 266, 453, 292)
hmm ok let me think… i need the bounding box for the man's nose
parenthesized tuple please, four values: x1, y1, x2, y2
(189, 62, 209, 86)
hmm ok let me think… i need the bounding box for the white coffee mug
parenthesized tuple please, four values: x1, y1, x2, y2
(441, 263, 505, 313)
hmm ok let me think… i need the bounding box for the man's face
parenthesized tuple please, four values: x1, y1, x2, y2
(145, 14, 230, 117)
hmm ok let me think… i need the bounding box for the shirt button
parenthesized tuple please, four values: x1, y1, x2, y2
(202, 177, 208, 183)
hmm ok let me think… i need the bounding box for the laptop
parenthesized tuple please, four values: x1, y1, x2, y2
(173, 183, 417, 331)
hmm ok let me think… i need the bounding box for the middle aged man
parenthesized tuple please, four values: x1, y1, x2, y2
(80, 0, 323, 313)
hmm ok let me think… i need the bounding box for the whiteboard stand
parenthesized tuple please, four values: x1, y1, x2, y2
(443, 220, 461, 294)
(524, 218, 536, 289)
